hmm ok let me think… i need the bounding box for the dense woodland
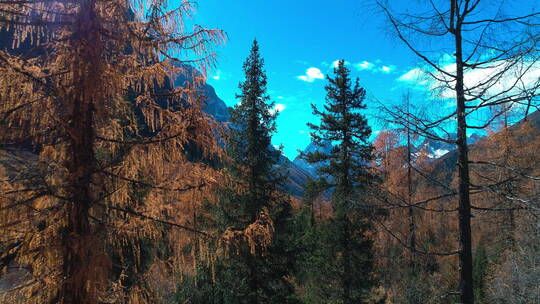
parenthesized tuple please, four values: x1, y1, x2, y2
(0, 0, 539, 304)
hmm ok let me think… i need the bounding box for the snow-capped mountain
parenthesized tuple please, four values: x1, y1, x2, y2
(293, 139, 333, 175)
(420, 132, 484, 159)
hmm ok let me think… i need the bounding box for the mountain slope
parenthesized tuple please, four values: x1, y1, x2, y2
(428, 110, 540, 185)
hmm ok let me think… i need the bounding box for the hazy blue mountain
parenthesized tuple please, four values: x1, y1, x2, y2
(293, 139, 333, 175)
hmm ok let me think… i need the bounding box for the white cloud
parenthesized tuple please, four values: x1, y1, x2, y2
(397, 59, 540, 102)
(353, 60, 396, 74)
(355, 60, 374, 71)
(397, 68, 427, 83)
(436, 60, 540, 100)
(269, 103, 286, 115)
(380, 65, 396, 73)
(332, 60, 351, 68)
(274, 103, 286, 112)
(297, 67, 324, 82)
(211, 69, 222, 80)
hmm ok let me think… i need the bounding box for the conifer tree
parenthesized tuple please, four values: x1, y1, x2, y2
(290, 178, 331, 304)
(227, 39, 281, 225)
(0, 1, 223, 303)
(304, 60, 376, 304)
(176, 40, 297, 304)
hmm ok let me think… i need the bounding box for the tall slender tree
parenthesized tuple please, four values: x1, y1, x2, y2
(177, 40, 296, 304)
(304, 60, 376, 304)
(378, 1, 540, 302)
(228, 39, 282, 224)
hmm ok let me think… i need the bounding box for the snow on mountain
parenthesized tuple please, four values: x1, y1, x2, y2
(293, 139, 333, 175)
(420, 132, 484, 159)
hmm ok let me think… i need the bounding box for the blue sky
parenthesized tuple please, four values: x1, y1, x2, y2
(188, 0, 539, 159)
(186, 0, 420, 159)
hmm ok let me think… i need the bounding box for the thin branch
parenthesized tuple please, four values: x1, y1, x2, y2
(97, 203, 215, 238)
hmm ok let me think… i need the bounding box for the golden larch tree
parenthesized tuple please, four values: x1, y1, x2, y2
(0, 0, 224, 303)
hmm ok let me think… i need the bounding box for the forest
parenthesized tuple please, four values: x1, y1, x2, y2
(0, 0, 539, 303)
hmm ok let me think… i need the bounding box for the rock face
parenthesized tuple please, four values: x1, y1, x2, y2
(170, 65, 229, 123)
(278, 154, 315, 198)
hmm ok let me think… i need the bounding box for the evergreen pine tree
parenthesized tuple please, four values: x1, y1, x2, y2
(290, 178, 332, 304)
(304, 59, 376, 304)
(227, 39, 281, 225)
(176, 40, 297, 304)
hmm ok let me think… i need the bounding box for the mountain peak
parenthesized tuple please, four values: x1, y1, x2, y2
(292, 139, 333, 175)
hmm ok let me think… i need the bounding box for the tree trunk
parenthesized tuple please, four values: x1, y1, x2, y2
(61, 90, 96, 304)
(502, 118, 516, 248)
(248, 253, 259, 304)
(342, 217, 352, 304)
(407, 121, 416, 267)
(454, 17, 475, 304)
(59, 1, 101, 302)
